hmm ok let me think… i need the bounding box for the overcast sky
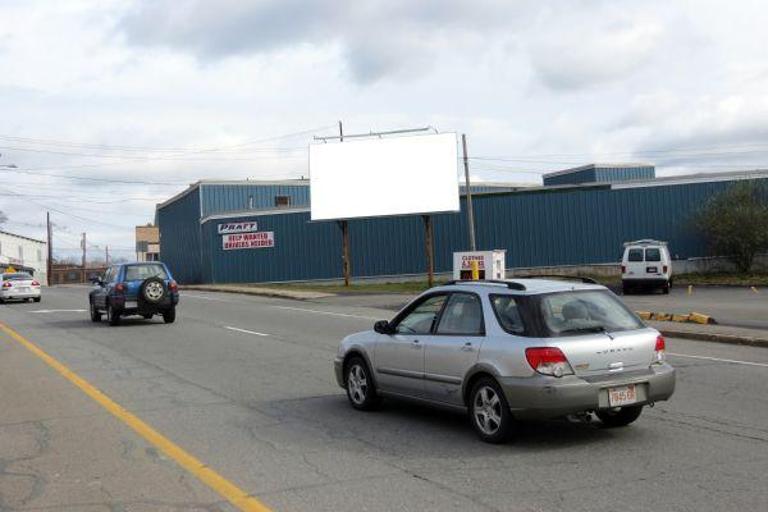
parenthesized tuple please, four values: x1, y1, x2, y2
(2, 0, 768, 260)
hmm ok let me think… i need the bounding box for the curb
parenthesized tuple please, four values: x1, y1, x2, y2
(180, 285, 334, 301)
(658, 328, 768, 348)
(636, 311, 716, 325)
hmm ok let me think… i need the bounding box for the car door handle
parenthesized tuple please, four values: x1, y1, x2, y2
(412, 339, 422, 349)
(461, 342, 475, 352)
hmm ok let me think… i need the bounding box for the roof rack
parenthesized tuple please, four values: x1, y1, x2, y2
(514, 275, 599, 285)
(444, 279, 527, 291)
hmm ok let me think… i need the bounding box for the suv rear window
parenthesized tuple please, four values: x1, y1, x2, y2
(538, 290, 643, 336)
(124, 264, 168, 281)
(627, 248, 644, 262)
(645, 248, 661, 261)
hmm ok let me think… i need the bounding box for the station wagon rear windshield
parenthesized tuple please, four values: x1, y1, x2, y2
(537, 290, 644, 337)
(2, 273, 32, 280)
(125, 264, 168, 281)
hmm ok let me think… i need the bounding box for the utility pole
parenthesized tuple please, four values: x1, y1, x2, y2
(338, 120, 351, 287)
(46, 212, 52, 286)
(81, 232, 87, 283)
(462, 134, 477, 251)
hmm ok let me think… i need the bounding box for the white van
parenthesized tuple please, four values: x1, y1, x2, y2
(621, 240, 672, 294)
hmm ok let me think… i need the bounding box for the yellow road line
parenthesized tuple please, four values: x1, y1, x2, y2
(0, 321, 272, 512)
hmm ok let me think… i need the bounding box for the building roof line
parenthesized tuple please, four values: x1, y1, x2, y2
(543, 162, 654, 178)
(0, 230, 47, 245)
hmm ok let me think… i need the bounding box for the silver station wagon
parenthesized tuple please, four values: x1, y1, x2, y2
(334, 278, 676, 443)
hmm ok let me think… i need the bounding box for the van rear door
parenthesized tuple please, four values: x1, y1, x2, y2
(623, 247, 645, 280)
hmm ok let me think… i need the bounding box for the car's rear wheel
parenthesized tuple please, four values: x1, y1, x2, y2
(33, 297, 41, 303)
(162, 307, 176, 324)
(597, 405, 643, 427)
(345, 356, 380, 411)
(469, 377, 515, 443)
(107, 302, 120, 326)
(90, 301, 102, 322)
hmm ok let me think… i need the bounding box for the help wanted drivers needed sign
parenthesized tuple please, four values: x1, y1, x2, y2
(222, 231, 275, 250)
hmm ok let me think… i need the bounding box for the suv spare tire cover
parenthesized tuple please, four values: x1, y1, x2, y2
(140, 276, 167, 304)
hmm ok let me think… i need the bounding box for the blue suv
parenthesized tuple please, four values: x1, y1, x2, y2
(89, 262, 179, 326)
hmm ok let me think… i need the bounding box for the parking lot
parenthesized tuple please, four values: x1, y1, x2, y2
(2, 286, 768, 512)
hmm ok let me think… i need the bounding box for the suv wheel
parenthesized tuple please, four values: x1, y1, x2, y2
(162, 307, 176, 324)
(90, 301, 102, 322)
(597, 405, 643, 427)
(469, 377, 515, 443)
(107, 302, 121, 326)
(345, 356, 380, 410)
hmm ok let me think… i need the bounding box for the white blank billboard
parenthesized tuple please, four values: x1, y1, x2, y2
(309, 132, 460, 221)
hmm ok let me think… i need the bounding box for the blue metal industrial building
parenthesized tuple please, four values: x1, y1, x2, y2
(156, 169, 768, 284)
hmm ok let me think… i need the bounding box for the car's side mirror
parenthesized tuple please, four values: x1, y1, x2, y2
(91, 277, 103, 286)
(374, 320, 394, 335)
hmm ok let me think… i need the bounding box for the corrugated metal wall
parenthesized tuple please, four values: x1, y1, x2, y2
(544, 166, 655, 186)
(157, 188, 203, 283)
(194, 177, 768, 284)
(201, 183, 310, 217)
(594, 166, 655, 183)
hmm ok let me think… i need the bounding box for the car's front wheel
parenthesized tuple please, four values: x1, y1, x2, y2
(469, 377, 515, 443)
(162, 307, 176, 324)
(345, 356, 380, 411)
(597, 405, 643, 427)
(90, 301, 101, 322)
(107, 302, 121, 326)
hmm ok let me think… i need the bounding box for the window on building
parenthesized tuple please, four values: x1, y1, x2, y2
(274, 195, 291, 208)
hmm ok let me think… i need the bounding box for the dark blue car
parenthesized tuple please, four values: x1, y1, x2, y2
(89, 262, 179, 326)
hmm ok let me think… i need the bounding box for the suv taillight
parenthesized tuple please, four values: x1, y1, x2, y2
(169, 280, 178, 292)
(525, 347, 574, 377)
(654, 335, 666, 363)
(115, 283, 126, 293)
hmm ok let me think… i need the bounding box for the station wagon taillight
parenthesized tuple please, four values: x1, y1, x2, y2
(654, 335, 666, 363)
(31, 280, 40, 287)
(525, 347, 574, 377)
(2, 282, 11, 288)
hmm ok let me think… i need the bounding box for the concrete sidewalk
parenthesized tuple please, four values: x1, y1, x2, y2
(181, 283, 335, 300)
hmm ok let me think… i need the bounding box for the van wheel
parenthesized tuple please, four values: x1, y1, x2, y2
(662, 282, 670, 295)
(622, 284, 631, 295)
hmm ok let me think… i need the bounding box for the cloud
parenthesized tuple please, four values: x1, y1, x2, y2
(116, 0, 530, 84)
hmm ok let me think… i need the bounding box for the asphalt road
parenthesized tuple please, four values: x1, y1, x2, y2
(1, 286, 767, 512)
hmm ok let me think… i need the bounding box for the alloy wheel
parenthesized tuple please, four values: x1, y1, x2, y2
(347, 364, 368, 405)
(473, 385, 503, 436)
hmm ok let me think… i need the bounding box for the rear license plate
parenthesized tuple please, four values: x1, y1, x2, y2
(608, 384, 637, 407)
(125, 301, 138, 308)
(646, 266, 658, 273)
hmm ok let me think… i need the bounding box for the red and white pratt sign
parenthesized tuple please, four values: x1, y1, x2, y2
(222, 231, 274, 250)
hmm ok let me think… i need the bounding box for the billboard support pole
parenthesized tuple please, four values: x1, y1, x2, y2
(46, 211, 52, 286)
(462, 133, 477, 251)
(338, 120, 351, 287)
(422, 215, 434, 287)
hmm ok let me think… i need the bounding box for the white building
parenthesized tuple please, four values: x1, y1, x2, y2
(0, 230, 48, 285)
